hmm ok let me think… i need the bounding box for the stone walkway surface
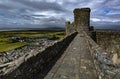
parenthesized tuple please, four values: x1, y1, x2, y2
(45, 34, 98, 79)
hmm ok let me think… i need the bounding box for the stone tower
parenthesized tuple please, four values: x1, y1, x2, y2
(73, 8, 91, 32)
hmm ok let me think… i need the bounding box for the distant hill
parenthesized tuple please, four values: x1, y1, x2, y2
(44, 27, 65, 30)
(94, 26, 120, 30)
(0, 27, 65, 31)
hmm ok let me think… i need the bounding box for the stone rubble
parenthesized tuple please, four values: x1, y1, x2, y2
(95, 51, 120, 79)
(86, 31, 120, 79)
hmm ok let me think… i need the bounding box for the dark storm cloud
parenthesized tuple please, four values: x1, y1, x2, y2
(91, 20, 120, 29)
(32, 16, 66, 28)
(0, 0, 119, 29)
(12, 0, 66, 12)
(0, 0, 67, 28)
(0, 4, 12, 10)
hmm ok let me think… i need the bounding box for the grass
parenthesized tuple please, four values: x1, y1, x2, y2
(0, 30, 65, 52)
(0, 42, 26, 52)
(0, 30, 65, 37)
(114, 47, 120, 58)
(0, 41, 10, 45)
(0, 37, 13, 45)
(0, 37, 12, 41)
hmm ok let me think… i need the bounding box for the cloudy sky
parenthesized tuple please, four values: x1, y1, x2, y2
(0, 0, 120, 29)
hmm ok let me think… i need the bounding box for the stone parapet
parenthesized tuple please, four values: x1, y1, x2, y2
(0, 32, 78, 79)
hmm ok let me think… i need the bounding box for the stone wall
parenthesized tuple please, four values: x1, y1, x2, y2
(0, 32, 78, 79)
(85, 31, 120, 79)
(73, 8, 91, 32)
(65, 21, 76, 35)
(95, 30, 120, 55)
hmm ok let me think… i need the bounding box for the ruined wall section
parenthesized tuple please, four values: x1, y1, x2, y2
(88, 26, 97, 41)
(86, 32, 119, 79)
(96, 30, 120, 54)
(65, 21, 76, 35)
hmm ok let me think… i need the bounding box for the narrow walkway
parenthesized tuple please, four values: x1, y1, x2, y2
(45, 34, 98, 79)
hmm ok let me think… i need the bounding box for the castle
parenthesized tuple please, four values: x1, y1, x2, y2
(66, 8, 120, 53)
(1, 7, 120, 79)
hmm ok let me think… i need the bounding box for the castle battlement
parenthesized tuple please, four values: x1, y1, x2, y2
(73, 8, 91, 13)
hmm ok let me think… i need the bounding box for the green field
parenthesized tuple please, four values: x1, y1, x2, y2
(0, 30, 65, 52)
(0, 42, 26, 52)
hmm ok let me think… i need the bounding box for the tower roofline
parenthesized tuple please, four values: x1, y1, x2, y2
(73, 7, 91, 13)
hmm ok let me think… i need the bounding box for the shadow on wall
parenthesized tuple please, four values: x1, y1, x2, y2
(1, 32, 78, 79)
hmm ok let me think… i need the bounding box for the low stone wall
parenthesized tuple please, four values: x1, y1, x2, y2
(95, 30, 120, 53)
(85, 31, 120, 79)
(0, 32, 78, 79)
